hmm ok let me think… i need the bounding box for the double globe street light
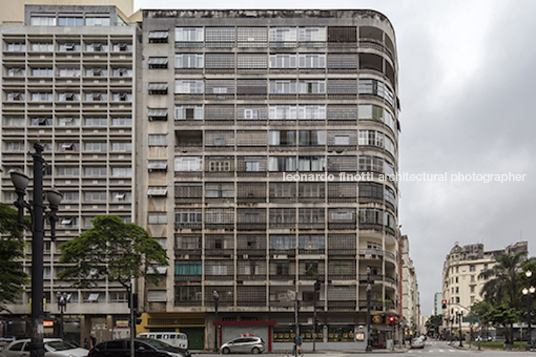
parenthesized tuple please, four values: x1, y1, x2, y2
(10, 143, 62, 357)
(522, 270, 535, 351)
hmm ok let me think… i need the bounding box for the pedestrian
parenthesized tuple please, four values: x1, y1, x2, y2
(503, 337, 512, 350)
(84, 338, 89, 350)
(90, 335, 97, 348)
(296, 335, 303, 355)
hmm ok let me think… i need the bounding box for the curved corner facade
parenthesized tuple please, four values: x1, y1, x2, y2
(138, 9, 400, 351)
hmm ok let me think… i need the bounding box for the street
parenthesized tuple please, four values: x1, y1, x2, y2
(194, 340, 536, 357)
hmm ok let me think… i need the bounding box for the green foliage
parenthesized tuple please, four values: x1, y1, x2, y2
(425, 314, 443, 334)
(0, 203, 29, 312)
(57, 215, 168, 289)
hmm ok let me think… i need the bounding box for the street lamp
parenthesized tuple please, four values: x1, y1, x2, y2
(522, 270, 535, 350)
(366, 267, 373, 352)
(213, 290, 219, 352)
(56, 293, 69, 339)
(456, 309, 463, 348)
(10, 143, 62, 357)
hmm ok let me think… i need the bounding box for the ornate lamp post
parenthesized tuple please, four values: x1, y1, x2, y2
(522, 270, 535, 350)
(455, 309, 463, 348)
(10, 143, 62, 357)
(366, 267, 373, 352)
(213, 290, 219, 352)
(56, 293, 69, 339)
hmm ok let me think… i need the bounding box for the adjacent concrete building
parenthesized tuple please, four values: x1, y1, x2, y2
(0, 4, 137, 342)
(401, 235, 419, 338)
(441, 241, 528, 339)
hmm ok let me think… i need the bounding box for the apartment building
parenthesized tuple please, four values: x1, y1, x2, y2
(137, 10, 400, 351)
(441, 241, 528, 338)
(401, 235, 419, 337)
(0, 4, 137, 342)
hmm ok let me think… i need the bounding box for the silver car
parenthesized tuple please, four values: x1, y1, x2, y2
(0, 338, 88, 357)
(220, 337, 264, 354)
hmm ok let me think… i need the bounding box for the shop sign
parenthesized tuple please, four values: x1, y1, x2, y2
(92, 321, 107, 330)
(116, 320, 129, 328)
(372, 315, 382, 324)
(43, 321, 54, 327)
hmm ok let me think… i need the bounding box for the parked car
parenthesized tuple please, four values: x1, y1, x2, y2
(0, 338, 88, 357)
(220, 337, 264, 354)
(88, 338, 189, 357)
(410, 337, 425, 349)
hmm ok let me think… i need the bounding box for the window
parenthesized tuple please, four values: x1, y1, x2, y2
(174, 157, 202, 171)
(298, 156, 325, 171)
(269, 156, 296, 171)
(85, 92, 107, 101)
(269, 130, 296, 146)
(148, 57, 168, 69)
(56, 166, 79, 177)
(148, 160, 167, 172)
(269, 27, 297, 42)
(269, 80, 297, 94)
(470, 265, 475, 272)
(359, 156, 384, 173)
(30, 117, 53, 126)
(84, 166, 107, 177)
(6, 42, 25, 51)
(111, 167, 132, 177)
(205, 183, 234, 198)
(84, 117, 107, 126)
(269, 105, 297, 120)
(299, 27, 326, 42)
(148, 134, 168, 146)
(6, 92, 24, 101)
(269, 54, 297, 68)
(4, 117, 24, 127)
(113, 43, 132, 52)
(58, 92, 80, 102)
(148, 186, 167, 197)
(175, 54, 203, 68)
(84, 141, 107, 152)
(359, 79, 394, 106)
(58, 17, 83, 26)
(84, 191, 106, 202)
(175, 28, 204, 42)
(57, 67, 81, 77)
(111, 191, 132, 202)
(147, 290, 167, 302)
(112, 92, 132, 102)
(175, 210, 203, 224)
(269, 234, 296, 249)
(175, 106, 203, 120)
(30, 92, 52, 102)
(7, 67, 25, 76)
(111, 141, 132, 152)
(85, 17, 110, 26)
(299, 54, 326, 68)
(85, 43, 107, 52)
(148, 212, 167, 224)
(209, 160, 231, 172)
(299, 131, 326, 146)
(148, 83, 168, 95)
(57, 142, 79, 153)
(299, 80, 326, 94)
(31, 43, 53, 51)
(175, 80, 203, 94)
(175, 261, 202, 275)
(112, 117, 132, 127)
(58, 117, 80, 127)
(30, 16, 56, 26)
(148, 31, 169, 43)
(109, 291, 128, 303)
(112, 68, 132, 77)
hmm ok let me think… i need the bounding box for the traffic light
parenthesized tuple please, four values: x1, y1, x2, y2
(442, 300, 447, 309)
(315, 316, 320, 326)
(388, 316, 395, 325)
(314, 280, 321, 292)
(135, 311, 143, 325)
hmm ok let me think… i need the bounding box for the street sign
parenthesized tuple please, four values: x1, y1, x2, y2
(462, 316, 478, 323)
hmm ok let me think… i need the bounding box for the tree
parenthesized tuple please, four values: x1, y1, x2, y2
(0, 203, 29, 312)
(479, 251, 529, 343)
(57, 215, 168, 291)
(425, 315, 443, 336)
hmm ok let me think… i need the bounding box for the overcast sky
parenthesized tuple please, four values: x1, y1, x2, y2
(134, 0, 536, 316)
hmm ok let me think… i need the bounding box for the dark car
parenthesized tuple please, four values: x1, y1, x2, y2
(88, 338, 190, 357)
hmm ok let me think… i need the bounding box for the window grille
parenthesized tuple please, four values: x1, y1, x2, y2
(174, 183, 202, 198)
(327, 156, 357, 172)
(237, 27, 267, 46)
(299, 27, 326, 42)
(205, 208, 234, 223)
(328, 234, 356, 250)
(236, 131, 267, 146)
(327, 27, 357, 42)
(327, 54, 357, 69)
(205, 53, 235, 69)
(237, 156, 267, 172)
(205, 131, 234, 146)
(205, 80, 234, 95)
(327, 79, 357, 94)
(206, 27, 236, 43)
(237, 286, 266, 306)
(205, 183, 234, 199)
(237, 182, 266, 199)
(237, 80, 267, 94)
(327, 286, 356, 300)
(328, 105, 357, 120)
(237, 54, 267, 69)
(205, 105, 234, 120)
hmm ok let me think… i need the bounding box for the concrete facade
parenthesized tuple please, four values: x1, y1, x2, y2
(401, 235, 419, 338)
(137, 9, 400, 351)
(0, 4, 137, 344)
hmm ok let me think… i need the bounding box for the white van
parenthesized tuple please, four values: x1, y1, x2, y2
(136, 332, 188, 349)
